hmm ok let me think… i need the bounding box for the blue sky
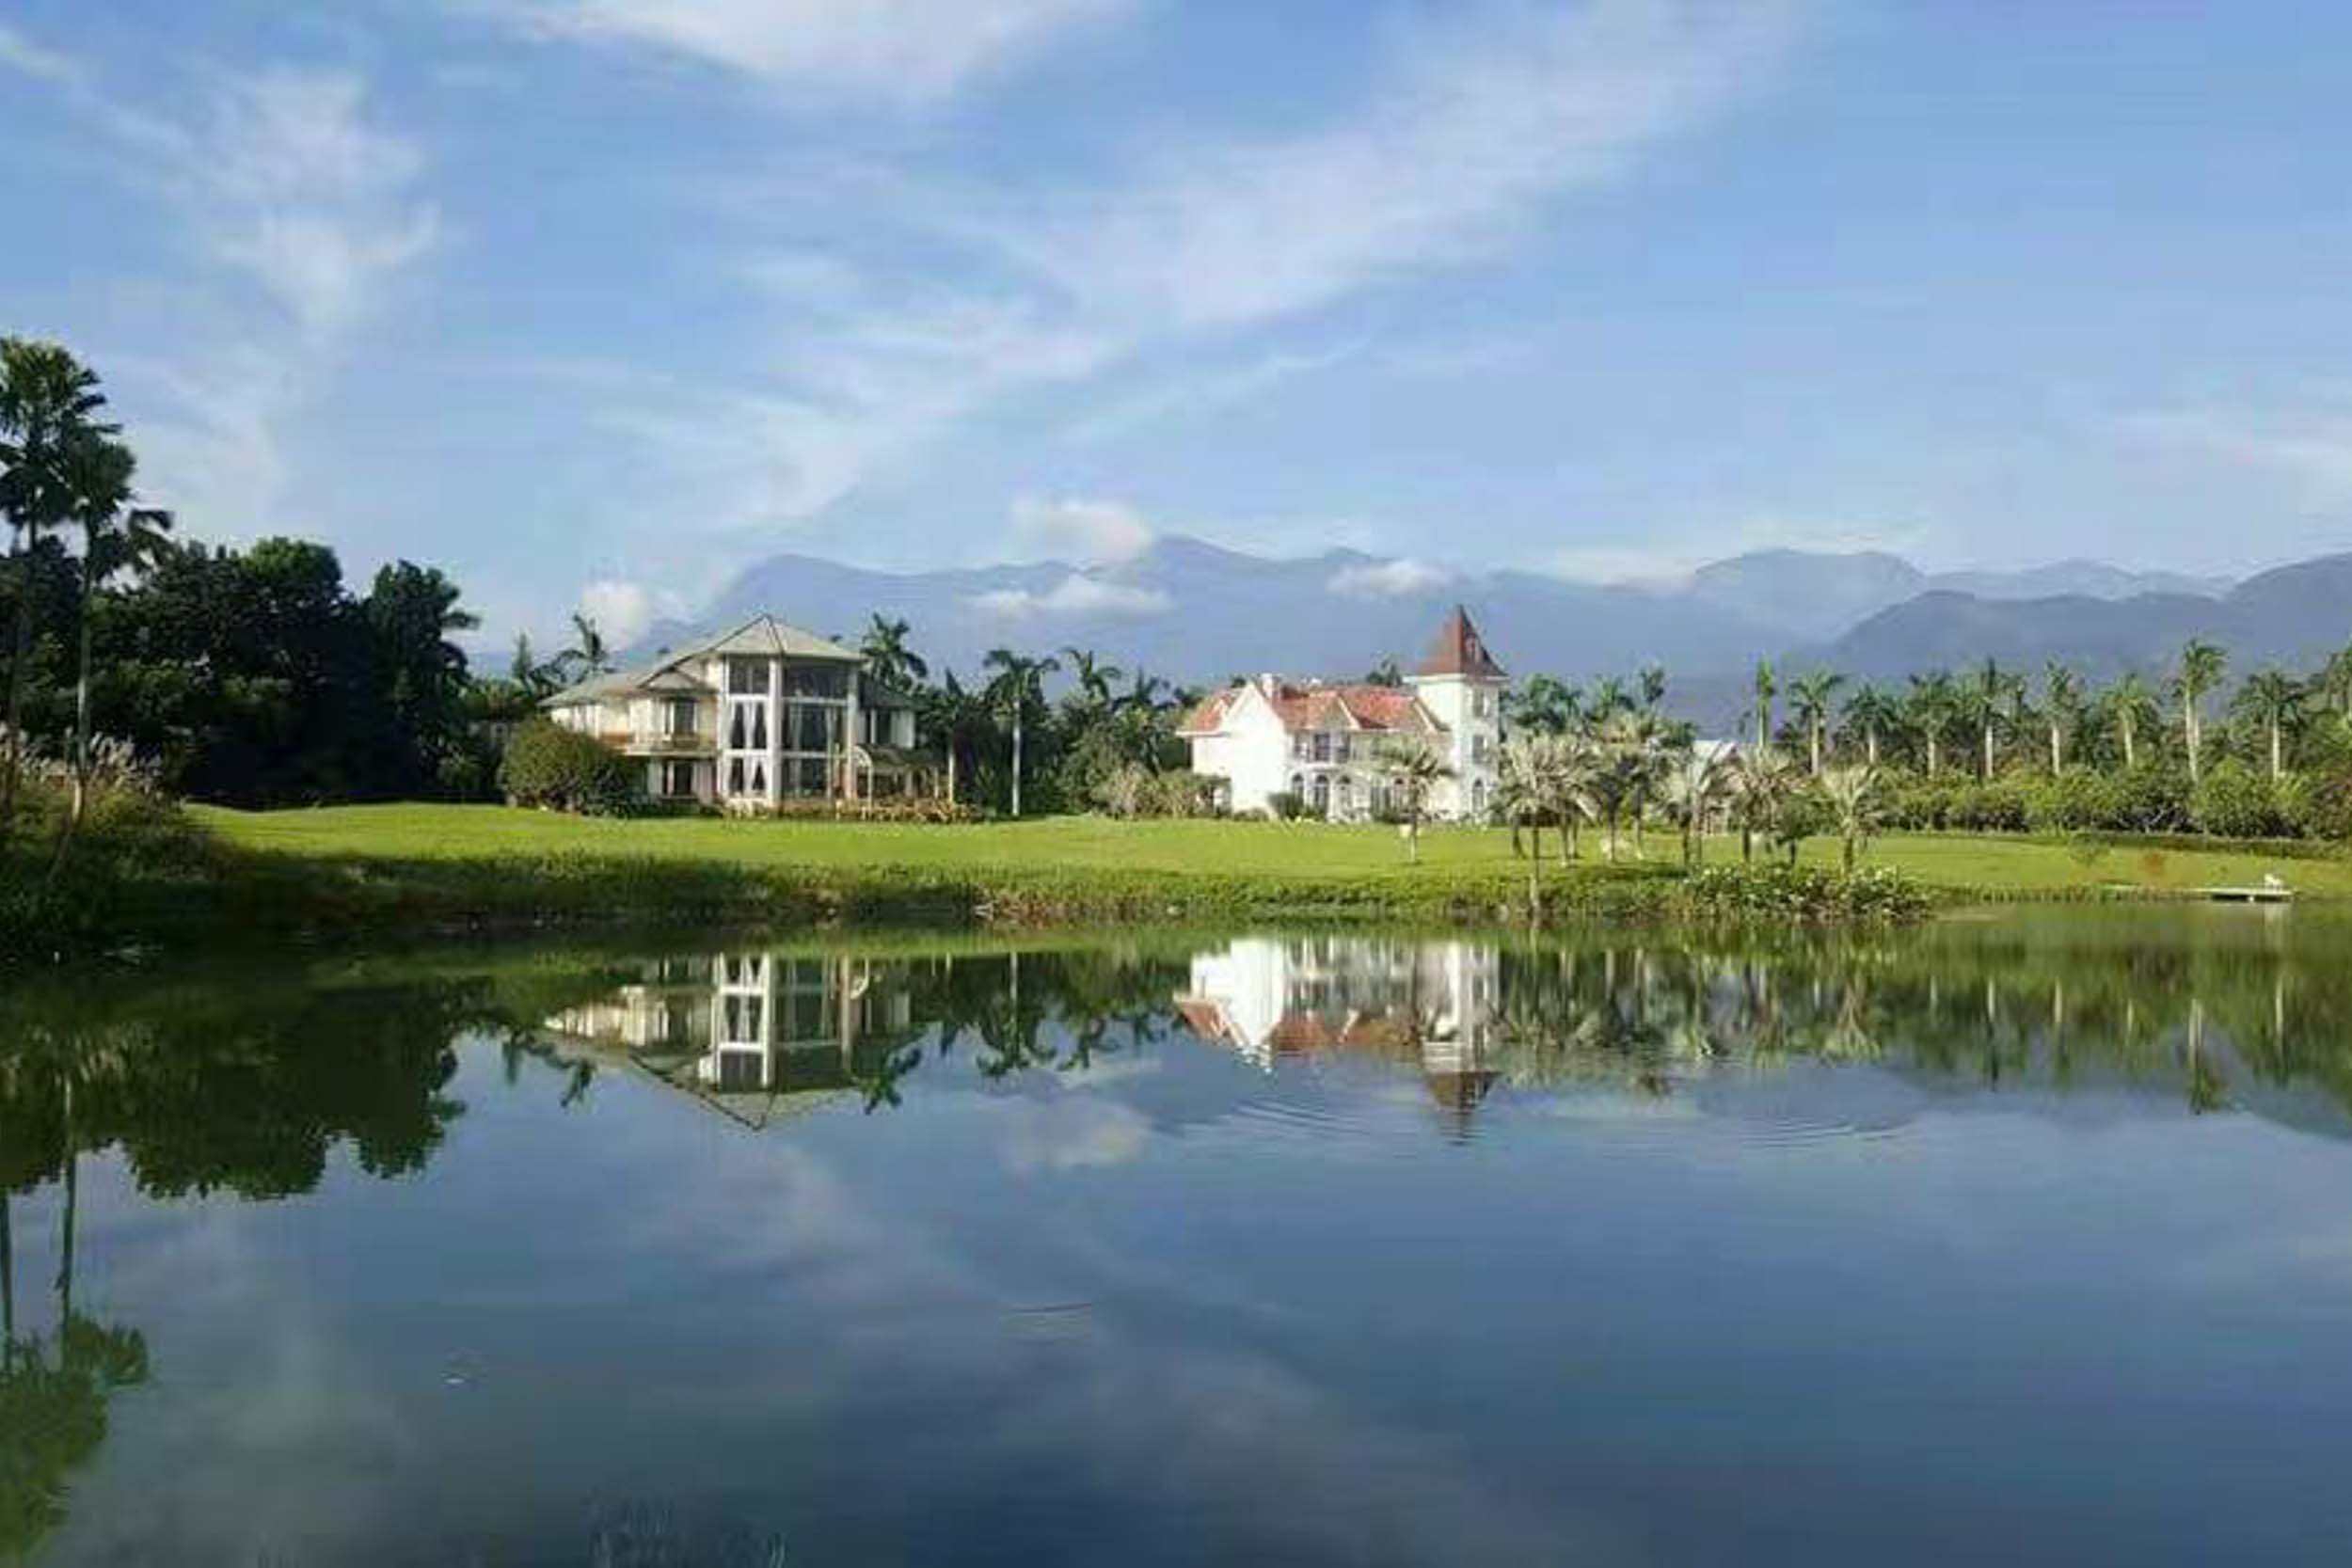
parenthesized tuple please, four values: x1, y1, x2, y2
(4, 0, 2348, 649)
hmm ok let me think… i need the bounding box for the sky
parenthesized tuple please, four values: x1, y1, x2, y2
(3, 0, 2349, 651)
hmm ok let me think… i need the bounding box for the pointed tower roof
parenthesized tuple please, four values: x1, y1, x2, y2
(1413, 606, 1506, 680)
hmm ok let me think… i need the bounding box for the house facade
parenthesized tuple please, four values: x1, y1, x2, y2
(1177, 607, 1507, 821)
(541, 615, 932, 810)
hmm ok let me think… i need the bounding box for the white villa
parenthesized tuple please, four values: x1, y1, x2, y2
(542, 615, 936, 810)
(1177, 607, 1507, 821)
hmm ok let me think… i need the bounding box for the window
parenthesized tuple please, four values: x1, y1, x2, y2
(665, 698, 698, 736)
(1473, 691, 1493, 718)
(781, 664, 848, 699)
(1311, 732, 1332, 763)
(660, 760, 696, 798)
(789, 704, 836, 753)
(1311, 775, 1330, 815)
(749, 762, 768, 798)
(1337, 776, 1355, 813)
(726, 657, 771, 694)
(726, 757, 745, 795)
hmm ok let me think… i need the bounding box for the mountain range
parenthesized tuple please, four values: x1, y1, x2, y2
(629, 535, 2347, 730)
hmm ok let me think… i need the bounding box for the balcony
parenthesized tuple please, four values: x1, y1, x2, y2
(604, 728, 715, 755)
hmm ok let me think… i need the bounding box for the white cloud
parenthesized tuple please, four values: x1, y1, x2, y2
(1010, 495, 1156, 563)
(195, 71, 440, 340)
(1328, 557, 1454, 597)
(970, 573, 1170, 618)
(483, 0, 1131, 102)
(577, 578, 677, 646)
(603, 1, 1796, 544)
(1062, 346, 1354, 445)
(0, 20, 81, 85)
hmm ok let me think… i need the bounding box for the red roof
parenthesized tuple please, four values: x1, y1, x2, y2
(1178, 679, 1439, 736)
(1415, 606, 1506, 680)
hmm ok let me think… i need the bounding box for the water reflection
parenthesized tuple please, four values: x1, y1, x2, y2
(7, 909, 2352, 1562)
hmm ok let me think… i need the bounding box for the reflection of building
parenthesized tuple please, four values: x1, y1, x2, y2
(543, 952, 918, 1126)
(1176, 937, 1502, 1126)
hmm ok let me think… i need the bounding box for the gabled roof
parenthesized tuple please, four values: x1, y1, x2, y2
(685, 614, 863, 663)
(540, 614, 860, 709)
(1177, 678, 1441, 737)
(1414, 606, 1506, 680)
(542, 662, 711, 707)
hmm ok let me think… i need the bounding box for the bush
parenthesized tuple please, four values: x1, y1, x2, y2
(496, 721, 644, 816)
(2110, 764, 2191, 833)
(1947, 775, 2031, 832)
(1144, 768, 1217, 819)
(2191, 760, 2281, 839)
(1266, 790, 1310, 822)
(2281, 771, 2352, 844)
(2026, 768, 2122, 833)
(1683, 863, 1930, 922)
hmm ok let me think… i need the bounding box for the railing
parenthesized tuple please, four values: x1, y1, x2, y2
(606, 729, 714, 752)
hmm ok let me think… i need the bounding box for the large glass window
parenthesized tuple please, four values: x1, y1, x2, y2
(780, 664, 847, 698)
(726, 657, 771, 694)
(665, 698, 697, 736)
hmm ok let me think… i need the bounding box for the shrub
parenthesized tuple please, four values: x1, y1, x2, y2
(1682, 863, 1930, 922)
(2111, 764, 2191, 832)
(1266, 790, 1310, 822)
(1144, 768, 1217, 819)
(497, 720, 644, 816)
(2281, 770, 2352, 844)
(2027, 768, 2122, 833)
(2191, 760, 2280, 839)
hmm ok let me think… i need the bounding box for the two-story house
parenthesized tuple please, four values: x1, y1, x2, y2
(1177, 608, 1507, 821)
(541, 615, 933, 810)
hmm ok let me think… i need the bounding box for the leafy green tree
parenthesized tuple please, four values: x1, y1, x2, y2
(1839, 682, 1899, 768)
(1504, 673, 1578, 736)
(1960, 658, 2020, 781)
(0, 340, 114, 844)
(2104, 671, 2158, 770)
(1906, 671, 1959, 777)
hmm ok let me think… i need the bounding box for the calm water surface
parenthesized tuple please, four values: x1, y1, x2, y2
(8, 907, 2352, 1565)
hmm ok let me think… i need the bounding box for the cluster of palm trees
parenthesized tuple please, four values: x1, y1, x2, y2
(0, 339, 172, 873)
(854, 616, 1199, 817)
(1747, 638, 2352, 788)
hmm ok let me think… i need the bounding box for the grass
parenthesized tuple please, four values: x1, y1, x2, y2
(195, 802, 2352, 902)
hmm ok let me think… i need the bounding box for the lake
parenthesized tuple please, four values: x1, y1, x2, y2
(8, 906, 2352, 1565)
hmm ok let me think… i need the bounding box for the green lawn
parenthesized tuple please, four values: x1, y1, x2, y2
(190, 803, 2352, 899)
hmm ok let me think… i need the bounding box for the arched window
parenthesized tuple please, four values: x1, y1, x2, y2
(1337, 775, 1355, 814)
(1311, 775, 1331, 816)
(1289, 773, 1304, 797)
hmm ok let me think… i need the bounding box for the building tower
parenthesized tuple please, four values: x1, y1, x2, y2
(1406, 606, 1508, 819)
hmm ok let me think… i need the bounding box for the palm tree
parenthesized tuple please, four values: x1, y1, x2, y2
(1788, 669, 1845, 775)
(924, 670, 994, 806)
(981, 648, 1058, 817)
(1839, 682, 1899, 768)
(0, 339, 115, 842)
(1960, 658, 2016, 781)
(1638, 663, 1669, 713)
(1906, 671, 1958, 778)
(858, 614, 929, 690)
(1375, 735, 1454, 863)
(1751, 658, 1777, 751)
(2173, 639, 2228, 784)
(1120, 670, 1168, 713)
(1818, 763, 1885, 873)
(561, 612, 612, 680)
(1504, 673, 1578, 736)
(1660, 748, 1727, 867)
(2319, 641, 2352, 724)
(1727, 745, 1800, 863)
(1494, 735, 1554, 914)
(2042, 661, 2083, 774)
(50, 431, 168, 870)
(1060, 646, 1123, 717)
(2106, 671, 2156, 769)
(2231, 666, 2307, 781)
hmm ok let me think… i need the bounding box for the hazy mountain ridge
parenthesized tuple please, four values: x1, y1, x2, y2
(626, 536, 2336, 719)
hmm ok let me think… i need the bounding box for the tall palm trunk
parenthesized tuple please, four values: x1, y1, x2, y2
(1865, 725, 1880, 767)
(41, 551, 100, 887)
(2121, 711, 2137, 769)
(1925, 734, 1940, 778)
(0, 522, 34, 843)
(1009, 714, 1024, 817)
(2048, 721, 2063, 775)
(2270, 720, 2283, 781)
(1980, 721, 1994, 782)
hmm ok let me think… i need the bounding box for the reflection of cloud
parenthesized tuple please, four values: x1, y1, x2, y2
(1001, 1095, 1152, 1172)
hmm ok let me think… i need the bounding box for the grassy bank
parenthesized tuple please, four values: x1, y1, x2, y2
(9, 802, 2344, 961)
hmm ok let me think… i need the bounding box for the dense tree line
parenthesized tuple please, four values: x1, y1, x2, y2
(1, 339, 485, 816)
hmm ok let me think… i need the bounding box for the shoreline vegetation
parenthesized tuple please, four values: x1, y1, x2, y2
(9, 800, 2348, 963)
